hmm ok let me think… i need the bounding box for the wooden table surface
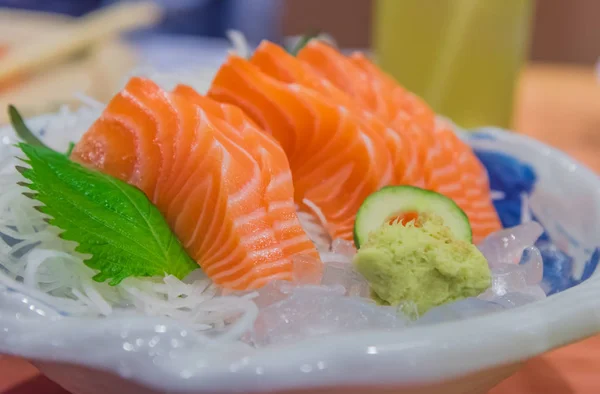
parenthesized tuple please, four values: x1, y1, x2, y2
(1, 63, 599, 394)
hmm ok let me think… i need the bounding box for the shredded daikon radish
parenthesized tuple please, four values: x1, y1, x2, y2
(226, 29, 251, 58)
(299, 198, 333, 250)
(0, 33, 351, 339)
(0, 110, 259, 338)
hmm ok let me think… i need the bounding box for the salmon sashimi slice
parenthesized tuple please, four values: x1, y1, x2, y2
(71, 77, 321, 290)
(297, 41, 427, 187)
(249, 41, 412, 186)
(350, 52, 435, 137)
(297, 41, 502, 242)
(172, 85, 321, 265)
(428, 120, 503, 239)
(352, 54, 502, 242)
(209, 55, 393, 240)
(250, 41, 357, 109)
(349, 51, 437, 187)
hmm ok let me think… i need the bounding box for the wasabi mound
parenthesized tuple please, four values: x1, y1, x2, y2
(353, 213, 491, 315)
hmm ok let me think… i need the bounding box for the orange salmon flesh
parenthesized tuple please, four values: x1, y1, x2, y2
(72, 40, 502, 290)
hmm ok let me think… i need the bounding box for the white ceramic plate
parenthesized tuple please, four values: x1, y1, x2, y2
(1, 115, 599, 394)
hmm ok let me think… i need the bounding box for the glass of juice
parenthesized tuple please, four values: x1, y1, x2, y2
(372, 0, 534, 129)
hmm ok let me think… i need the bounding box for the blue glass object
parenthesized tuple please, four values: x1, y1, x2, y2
(474, 148, 600, 294)
(474, 149, 536, 228)
(475, 150, 536, 199)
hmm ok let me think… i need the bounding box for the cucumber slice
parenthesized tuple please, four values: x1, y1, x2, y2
(353, 185, 472, 247)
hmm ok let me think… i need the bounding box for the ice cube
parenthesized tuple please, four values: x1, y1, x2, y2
(249, 287, 406, 347)
(493, 288, 546, 308)
(397, 301, 420, 320)
(321, 261, 370, 297)
(292, 254, 322, 285)
(319, 251, 352, 265)
(537, 241, 573, 294)
(520, 246, 543, 285)
(479, 264, 528, 299)
(249, 281, 291, 309)
(417, 298, 505, 325)
(478, 221, 544, 268)
(478, 257, 547, 306)
(520, 285, 547, 300)
(331, 239, 357, 259)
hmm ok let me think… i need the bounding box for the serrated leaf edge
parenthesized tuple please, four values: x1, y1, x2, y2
(15, 143, 198, 285)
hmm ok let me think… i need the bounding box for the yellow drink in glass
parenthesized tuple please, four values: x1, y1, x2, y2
(373, 0, 534, 129)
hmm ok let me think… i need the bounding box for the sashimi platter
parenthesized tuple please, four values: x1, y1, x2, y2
(1, 36, 599, 392)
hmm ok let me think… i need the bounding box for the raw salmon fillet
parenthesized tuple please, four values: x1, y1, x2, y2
(71, 77, 321, 290)
(297, 41, 502, 242)
(172, 85, 321, 262)
(209, 54, 393, 240)
(249, 41, 413, 186)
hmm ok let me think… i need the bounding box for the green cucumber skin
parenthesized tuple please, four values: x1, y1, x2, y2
(353, 185, 472, 247)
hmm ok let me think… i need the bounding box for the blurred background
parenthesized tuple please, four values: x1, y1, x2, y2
(0, 0, 598, 131)
(0, 0, 599, 393)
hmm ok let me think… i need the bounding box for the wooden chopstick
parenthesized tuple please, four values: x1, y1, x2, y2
(0, 1, 162, 83)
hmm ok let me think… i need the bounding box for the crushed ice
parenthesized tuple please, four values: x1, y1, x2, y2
(249, 285, 405, 347)
(247, 222, 548, 347)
